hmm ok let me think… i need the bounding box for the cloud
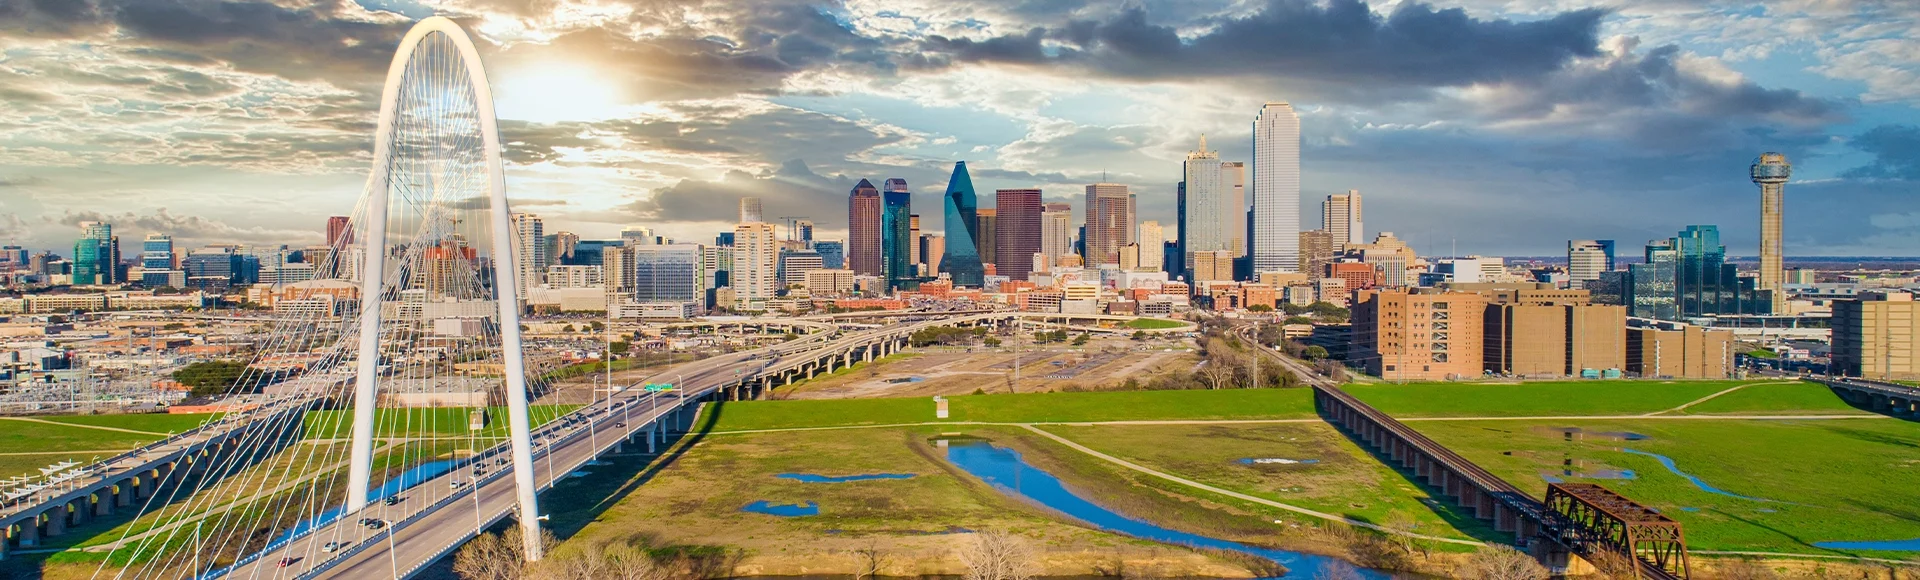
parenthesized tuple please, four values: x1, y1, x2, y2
(0, 175, 48, 188)
(920, 0, 1607, 101)
(1844, 124, 1920, 180)
(55, 208, 317, 245)
(634, 159, 854, 227)
(442, 196, 568, 211)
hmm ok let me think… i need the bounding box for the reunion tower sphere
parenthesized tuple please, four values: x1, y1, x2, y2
(1751, 152, 1792, 183)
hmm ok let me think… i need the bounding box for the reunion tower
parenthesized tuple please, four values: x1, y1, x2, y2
(1751, 152, 1791, 314)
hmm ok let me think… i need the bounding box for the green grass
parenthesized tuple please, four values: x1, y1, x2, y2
(1408, 417, 1920, 555)
(710, 388, 1319, 431)
(41, 413, 220, 434)
(1745, 349, 1780, 359)
(301, 405, 581, 439)
(0, 418, 170, 454)
(780, 352, 916, 388)
(1342, 380, 1775, 417)
(1679, 382, 1870, 415)
(1040, 423, 1491, 543)
(1126, 317, 1187, 330)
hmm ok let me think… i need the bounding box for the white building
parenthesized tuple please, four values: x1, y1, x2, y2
(734, 222, 779, 303)
(510, 213, 545, 296)
(1324, 190, 1363, 249)
(545, 265, 604, 289)
(1182, 136, 1244, 272)
(1252, 102, 1301, 274)
(1136, 221, 1164, 272)
(1568, 240, 1610, 289)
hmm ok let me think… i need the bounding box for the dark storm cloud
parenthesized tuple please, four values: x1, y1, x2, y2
(923, 0, 1606, 93)
(635, 159, 854, 226)
(1844, 125, 1920, 180)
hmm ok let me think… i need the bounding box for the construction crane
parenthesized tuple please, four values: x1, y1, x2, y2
(779, 216, 812, 242)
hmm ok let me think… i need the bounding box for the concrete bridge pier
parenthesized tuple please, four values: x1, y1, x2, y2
(18, 517, 40, 548)
(92, 493, 112, 518)
(45, 507, 65, 537)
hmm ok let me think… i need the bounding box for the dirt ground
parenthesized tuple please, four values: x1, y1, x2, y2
(783, 336, 1202, 400)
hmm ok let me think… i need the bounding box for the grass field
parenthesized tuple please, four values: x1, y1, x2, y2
(1039, 422, 1490, 543)
(709, 388, 1318, 431)
(1125, 318, 1188, 330)
(1410, 417, 1920, 554)
(0, 418, 189, 480)
(1676, 381, 1872, 415)
(560, 425, 1262, 576)
(39, 413, 220, 434)
(301, 405, 581, 439)
(1343, 379, 1791, 417)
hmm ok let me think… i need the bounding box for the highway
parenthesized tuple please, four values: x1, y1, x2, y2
(213, 313, 977, 579)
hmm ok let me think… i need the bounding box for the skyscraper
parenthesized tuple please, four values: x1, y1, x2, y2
(1752, 153, 1791, 313)
(815, 240, 845, 270)
(1323, 190, 1363, 249)
(1181, 136, 1244, 275)
(909, 214, 922, 265)
(847, 179, 882, 276)
(939, 162, 985, 286)
(1252, 102, 1301, 273)
(995, 189, 1042, 281)
(1618, 226, 1770, 320)
(1136, 221, 1164, 272)
(884, 178, 909, 194)
(1567, 240, 1613, 289)
(1040, 203, 1074, 268)
(510, 213, 545, 295)
(141, 234, 174, 270)
(733, 222, 779, 304)
(1084, 183, 1133, 267)
(739, 197, 763, 224)
(1299, 229, 1333, 278)
(883, 180, 913, 288)
(975, 209, 997, 269)
(630, 244, 704, 303)
(72, 221, 119, 285)
(326, 216, 353, 248)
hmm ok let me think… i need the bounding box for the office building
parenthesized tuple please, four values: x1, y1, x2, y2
(631, 244, 704, 303)
(1752, 153, 1790, 313)
(733, 223, 779, 304)
(739, 197, 763, 224)
(975, 209, 997, 269)
(1299, 229, 1334, 280)
(72, 221, 120, 285)
(779, 249, 825, 288)
(1190, 250, 1235, 283)
(939, 162, 985, 286)
(1350, 288, 1486, 381)
(1180, 136, 1246, 277)
(794, 220, 814, 243)
(1627, 325, 1734, 379)
(1472, 287, 1624, 377)
(509, 213, 545, 295)
(326, 216, 353, 249)
(1323, 190, 1363, 249)
(141, 234, 174, 270)
(1348, 232, 1415, 288)
(1084, 183, 1133, 267)
(545, 265, 604, 289)
(1567, 240, 1613, 289)
(1617, 226, 1769, 320)
(1040, 204, 1074, 269)
(805, 269, 855, 296)
(882, 181, 913, 287)
(909, 214, 921, 265)
(622, 227, 657, 246)
(994, 189, 1042, 281)
(919, 235, 944, 276)
(1251, 102, 1301, 274)
(847, 179, 882, 276)
(1135, 221, 1164, 272)
(1832, 290, 1920, 381)
(815, 240, 845, 270)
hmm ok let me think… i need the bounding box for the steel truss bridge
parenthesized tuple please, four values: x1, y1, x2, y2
(1236, 325, 1691, 579)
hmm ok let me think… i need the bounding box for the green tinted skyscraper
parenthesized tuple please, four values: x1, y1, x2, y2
(882, 179, 913, 289)
(939, 162, 984, 286)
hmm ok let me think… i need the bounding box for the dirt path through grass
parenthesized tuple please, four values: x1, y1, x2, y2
(1645, 381, 1779, 415)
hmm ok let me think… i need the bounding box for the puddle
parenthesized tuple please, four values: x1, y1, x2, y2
(1815, 538, 1920, 551)
(1678, 507, 1701, 512)
(884, 377, 926, 384)
(941, 439, 1383, 579)
(1545, 427, 1652, 441)
(1237, 458, 1320, 465)
(1622, 449, 1774, 502)
(777, 473, 917, 483)
(741, 500, 820, 517)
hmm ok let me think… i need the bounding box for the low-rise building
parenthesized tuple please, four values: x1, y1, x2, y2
(1350, 288, 1486, 381)
(1831, 290, 1920, 380)
(1626, 324, 1734, 378)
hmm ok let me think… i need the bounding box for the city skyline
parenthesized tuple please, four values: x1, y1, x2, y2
(0, 1, 1915, 257)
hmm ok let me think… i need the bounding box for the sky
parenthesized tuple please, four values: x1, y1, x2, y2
(0, 0, 1916, 258)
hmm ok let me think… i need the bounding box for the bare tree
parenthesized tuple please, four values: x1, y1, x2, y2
(1381, 511, 1422, 557)
(958, 530, 1040, 580)
(1580, 548, 1638, 580)
(1313, 560, 1366, 580)
(1199, 359, 1238, 390)
(454, 527, 526, 580)
(851, 538, 890, 580)
(1456, 544, 1547, 580)
(603, 544, 669, 580)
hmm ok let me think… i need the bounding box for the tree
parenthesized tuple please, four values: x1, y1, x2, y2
(1303, 345, 1330, 360)
(562, 324, 576, 332)
(1247, 304, 1273, 312)
(958, 530, 1038, 580)
(1199, 359, 1237, 390)
(454, 526, 551, 580)
(1284, 316, 1314, 325)
(609, 341, 631, 356)
(1071, 333, 1090, 346)
(1131, 330, 1147, 341)
(1456, 545, 1547, 580)
(589, 321, 605, 332)
(984, 336, 1002, 347)
(172, 360, 249, 397)
(1313, 561, 1366, 580)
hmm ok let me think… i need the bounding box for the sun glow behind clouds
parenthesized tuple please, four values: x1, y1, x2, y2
(492, 63, 623, 123)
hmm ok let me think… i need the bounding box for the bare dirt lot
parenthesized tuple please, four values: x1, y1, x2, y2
(782, 337, 1201, 400)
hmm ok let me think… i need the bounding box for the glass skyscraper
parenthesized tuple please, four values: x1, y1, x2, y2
(882, 180, 914, 289)
(1615, 225, 1770, 321)
(939, 162, 984, 286)
(72, 221, 118, 285)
